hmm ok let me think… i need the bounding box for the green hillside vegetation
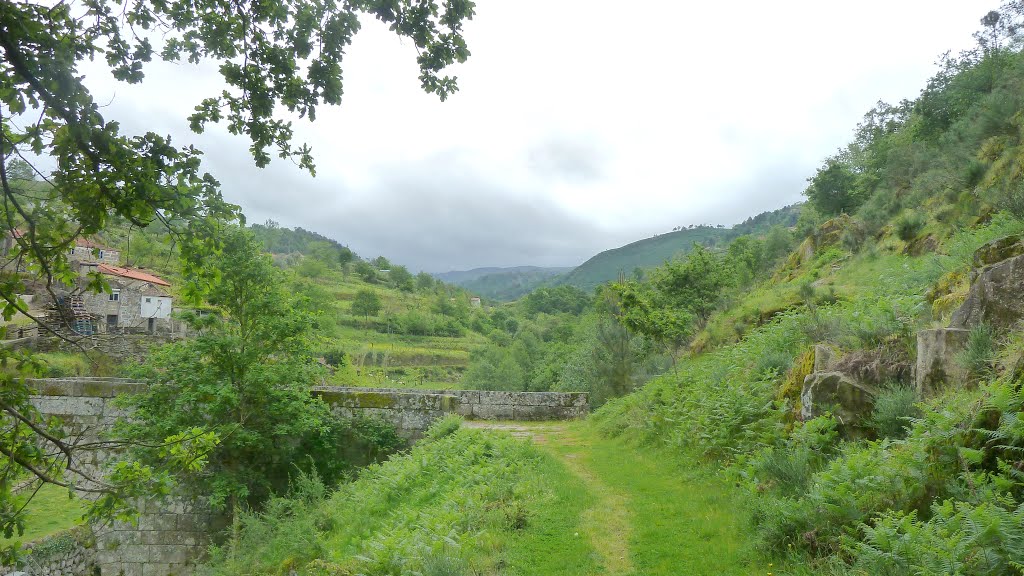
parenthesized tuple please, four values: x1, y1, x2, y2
(244, 224, 493, 388)
(555, 225, 731, 291)
(554, 204, 799, 292)
(442, 266, 573, 302)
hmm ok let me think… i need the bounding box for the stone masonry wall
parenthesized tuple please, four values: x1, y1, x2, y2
(21, 378, 215, 576)
(0, 528, 96, 576)
(313, 387, 589, 439)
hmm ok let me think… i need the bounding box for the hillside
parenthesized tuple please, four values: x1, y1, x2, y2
(554, 226, 730, 291)
(18, 4, 1024, 576)
(554, 205, 800, 293)
(437, 266, 573, 301)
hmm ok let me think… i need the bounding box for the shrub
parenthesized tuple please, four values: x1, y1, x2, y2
(895, 211, 926, 242)
(994, 183, 1024, 220)
(753, 348, 794, 379)
(424, 414, 462, 441)
(322, 349, 348, 367)
(956, 324, 995, 378)
(298, 415, 405, 487)
(868, 383, 920, 440)
(746, 415, 838, 497)
(847, 499, 1024, 576)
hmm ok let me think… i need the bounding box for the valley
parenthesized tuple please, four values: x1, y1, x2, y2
(6, 1, 1024, 576)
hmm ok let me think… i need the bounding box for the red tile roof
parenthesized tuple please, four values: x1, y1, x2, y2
(97, 264, 171, 287)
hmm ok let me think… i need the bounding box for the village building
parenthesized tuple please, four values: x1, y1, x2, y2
(69, 237, 120, 265)
(78, 264, 173, 334)
(0, 228, 26, 271)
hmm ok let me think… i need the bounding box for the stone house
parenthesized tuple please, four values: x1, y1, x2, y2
(70, 237, 119, 265)
(0, 228, 26, 271)
(79, 264, 173, 334)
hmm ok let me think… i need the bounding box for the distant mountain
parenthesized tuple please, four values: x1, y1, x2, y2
(554, 227, 731, 292)
(435, 266, 573, 301)
(555, 204, 802, 292)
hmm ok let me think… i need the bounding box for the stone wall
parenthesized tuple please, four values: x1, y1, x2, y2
(0, 528, 96, 576)
(23, 378, 214, 576)
(7, 334, 177, 364)
(314, 387, 589, 439)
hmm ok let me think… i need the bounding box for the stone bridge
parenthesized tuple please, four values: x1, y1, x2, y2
(18, 378, 588, 576)
(314, 386, 589, 438)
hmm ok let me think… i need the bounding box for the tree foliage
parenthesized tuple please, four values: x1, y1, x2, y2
(119, 228, 327, 512)
(351, 288, 382, 320)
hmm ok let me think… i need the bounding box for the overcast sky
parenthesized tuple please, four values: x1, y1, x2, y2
(82, 0, 993, 272)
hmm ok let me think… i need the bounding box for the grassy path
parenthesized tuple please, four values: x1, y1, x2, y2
(468, 421, 765, 576)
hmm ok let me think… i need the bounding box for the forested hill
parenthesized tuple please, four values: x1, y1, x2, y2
(554, 204, 800, 292)
(435, 266, 573, 301)
(249, 220, 356, 260)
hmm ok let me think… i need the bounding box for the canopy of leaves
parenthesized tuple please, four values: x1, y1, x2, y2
(120, 228, 327, 510)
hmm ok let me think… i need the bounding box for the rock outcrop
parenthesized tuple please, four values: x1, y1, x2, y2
(800, 371, 878, 430)
(950, 253, 1024, 332)
(970, 234, 1024, 273)
(915, 328, 970, 397)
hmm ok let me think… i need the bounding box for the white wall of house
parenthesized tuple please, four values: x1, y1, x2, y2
(140, 296, 172, 319)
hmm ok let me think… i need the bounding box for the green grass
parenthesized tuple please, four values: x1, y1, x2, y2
(529, 423, 763, 576)
(502, 436, 600, 576)
(1, 484, 86, 545)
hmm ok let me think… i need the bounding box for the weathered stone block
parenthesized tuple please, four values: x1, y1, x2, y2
(477, 391, 516, 406)
(512, 405, 556, 421)
(141, 562, 176, 576)
(455, 390, 481, 404)
(951, 253, 1024, 332)
(972, 233, 1024, 269)
(800, 371, 878, 429)
(813, 344, 837, 372)
(472, 404, 515, 420)
(916, 328, 970, 397)
(150, 546, 189, 565)
(118, 562, 144, 576)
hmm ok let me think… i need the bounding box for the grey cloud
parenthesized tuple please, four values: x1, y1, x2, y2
(206, 145, 616, 272)
(526, 135, 608, 183)
(306, 162, 614, 273)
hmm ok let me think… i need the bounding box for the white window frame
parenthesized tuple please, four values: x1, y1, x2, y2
(109, 290, 120, 302)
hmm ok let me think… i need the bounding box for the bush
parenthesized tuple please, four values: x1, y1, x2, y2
(322, 349, 348, 367)
(753, 348, 793, 379)
(424, 414, 462, 441)
(847, 499, 1024, 576)
(956, 324, 995, 378)
(746, 415, 838, 497)
(868, 383, 920, 440)
(201, 428, 544, 576)
(298, 415, 405, 487)
(895, 211, 926, 242)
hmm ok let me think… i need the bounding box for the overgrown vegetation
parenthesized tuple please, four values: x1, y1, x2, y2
(199, 420, 567, 576)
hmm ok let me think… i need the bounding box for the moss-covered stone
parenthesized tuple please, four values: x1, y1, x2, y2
(778, 347, 816, 419)
(972, 233, 1024, 268)
(80, 381, 116, 398)
(927, 270, 969, 322)
(814, 214, 852, 249)
(350, 391, 399, 409)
